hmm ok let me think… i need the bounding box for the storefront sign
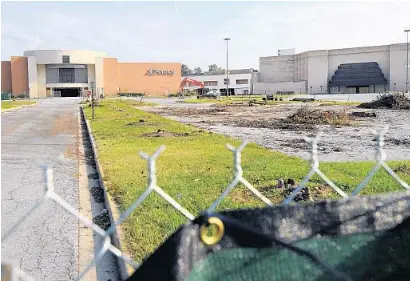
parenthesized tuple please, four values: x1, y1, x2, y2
(146, 69, 175, 76)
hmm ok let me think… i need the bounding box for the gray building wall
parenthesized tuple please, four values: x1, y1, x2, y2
(256, 43, 408, 94)
(253, 81, 306, 95)
(46, 66, 59, 83)
(258, 56, 295, 83)
(389, 43, 408, 92)
(307, 50, 328, 93)
(327, 45, 390, 82)
(45, 64, 88, 84)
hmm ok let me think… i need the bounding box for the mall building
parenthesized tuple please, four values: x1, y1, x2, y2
(253, 43, 409, 94)
(1, 50, 181, 98)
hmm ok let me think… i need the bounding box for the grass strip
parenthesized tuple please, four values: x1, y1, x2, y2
(1, 100, 37, 111)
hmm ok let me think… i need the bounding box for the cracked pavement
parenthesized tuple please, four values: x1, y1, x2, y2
(2, 98, 80, 280)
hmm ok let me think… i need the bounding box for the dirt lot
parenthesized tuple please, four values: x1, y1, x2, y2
(142, 102, 410, 162)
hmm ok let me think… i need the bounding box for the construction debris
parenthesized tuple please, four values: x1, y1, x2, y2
(291, 98, 315, 102)
(139, 129, 190, 138)
(284, 187, 313, 202)
(276, 179, 285, 188)
(393, 164, 410, 175)
(249, 99, 267, 106)
(358, 94, 410, 110)
(351, 111, 377, 117)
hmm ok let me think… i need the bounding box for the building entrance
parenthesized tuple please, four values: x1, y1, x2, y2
(53, 88, 81, 97)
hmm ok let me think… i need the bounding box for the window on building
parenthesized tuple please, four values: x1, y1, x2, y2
(59, 68, 75, 83)
(204, 81, 218, 86)
(236, 79, 248, 85)
(62, 55, 70, 63)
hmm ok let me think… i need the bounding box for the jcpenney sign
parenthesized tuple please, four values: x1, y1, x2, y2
(146, 69, 175, 76)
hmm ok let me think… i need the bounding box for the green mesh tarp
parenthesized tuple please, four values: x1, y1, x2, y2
(127, 191, 410, 281)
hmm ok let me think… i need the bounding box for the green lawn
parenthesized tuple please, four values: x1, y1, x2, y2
(1, 100, 37, 111)
(83, 100, 410, 262)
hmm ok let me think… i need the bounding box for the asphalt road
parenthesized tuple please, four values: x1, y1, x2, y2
(2, 98, 80, 280)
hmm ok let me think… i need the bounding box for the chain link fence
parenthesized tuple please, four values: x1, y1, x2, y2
(1, 125, 409, 280)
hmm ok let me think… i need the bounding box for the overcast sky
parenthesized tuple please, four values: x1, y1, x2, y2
(1, 1, 410, 70)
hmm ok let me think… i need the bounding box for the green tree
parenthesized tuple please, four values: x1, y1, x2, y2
(193, 67, 203, 74)
(181, 64, 190, 76)
(208, 64, 218, 72)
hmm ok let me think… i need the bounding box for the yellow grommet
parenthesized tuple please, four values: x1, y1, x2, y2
(200, 217, 225, 246)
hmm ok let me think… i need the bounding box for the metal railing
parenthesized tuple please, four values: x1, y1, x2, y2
(1, 126, 409, 280)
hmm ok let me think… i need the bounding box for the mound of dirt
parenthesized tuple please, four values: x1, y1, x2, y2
(139, 129, 189, 138)
(286, 107, 353, 126)
(358, 94, 410, 110)
(283, 185, 333, 202)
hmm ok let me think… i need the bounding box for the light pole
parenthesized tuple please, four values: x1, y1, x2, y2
(224, 38, 231, 96)
(249, 68, 254, 100)
(405, 29, 409, 93)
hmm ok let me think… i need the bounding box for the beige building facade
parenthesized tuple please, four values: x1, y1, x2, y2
(254, 43, 409, 94)
(1, 50, 181, 97)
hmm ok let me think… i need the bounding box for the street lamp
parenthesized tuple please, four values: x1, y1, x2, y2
(250, 68, 254, 97)
(405, 29, 409, 93)
(224, 37, 231, 96)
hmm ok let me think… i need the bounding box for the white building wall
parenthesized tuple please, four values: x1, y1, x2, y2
(37, 64, 46, 98)
(87, 64, 96, 84)
(94, 57, 104, 90)
(23, 50, 107, 97)
(27, 56, 38, 98)
(183, 73, 252, 94)
(23, 50, 107, 64)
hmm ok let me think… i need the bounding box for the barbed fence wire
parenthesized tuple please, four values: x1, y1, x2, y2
(1, 126, 409, 281)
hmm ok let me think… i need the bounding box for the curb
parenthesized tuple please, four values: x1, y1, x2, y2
(80, 107, 133, 280)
